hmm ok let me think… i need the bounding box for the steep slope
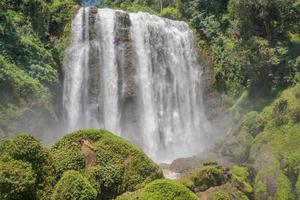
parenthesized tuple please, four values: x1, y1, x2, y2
(0, 0, 80, 140)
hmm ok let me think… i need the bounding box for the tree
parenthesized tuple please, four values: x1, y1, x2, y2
(0, 158, 36, 200)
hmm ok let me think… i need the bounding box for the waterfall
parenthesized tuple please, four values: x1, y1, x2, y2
(63, 7, 212, 162)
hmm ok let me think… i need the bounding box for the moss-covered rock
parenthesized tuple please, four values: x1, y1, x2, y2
(140, 180, 198, 200)
(246, 85, 300, 199)
(51, 129, 163, 199)
(117, 179, 198, 200)
(51, 170, 97, 200)
(231, 165, 253, 196)
(198, 183, 249, 200)
(220, 111, 264, 163)
(180, 162, 230, 192)
(221, 130, 253, 163)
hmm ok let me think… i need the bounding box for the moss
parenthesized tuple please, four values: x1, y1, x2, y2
(51, 129, 162, 199)
(249, 85, 300, 198)
(116, 190, 142, 200)
(253, 160, 294, 200)
(241, 111, 264, 137)
(231, 165, 253, 194)
(139, 179, 198, 200)
(275, 173, 294, 200)
(51, 170, 97, 200)
(180, 162, 229, 192)
(221, 129, 253, 163)
(212, 191, 231, 200)
(198, 183, 249, 200)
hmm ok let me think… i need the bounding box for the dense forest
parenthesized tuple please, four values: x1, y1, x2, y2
(0, 0, 300, 199)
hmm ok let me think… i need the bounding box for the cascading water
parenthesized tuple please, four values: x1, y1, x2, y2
(63, 7, 212, 162)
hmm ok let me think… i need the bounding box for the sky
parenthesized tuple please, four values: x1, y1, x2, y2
(83, 0, 101, 6)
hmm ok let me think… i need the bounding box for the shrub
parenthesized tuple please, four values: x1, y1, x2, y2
(160, 7, 181, 20)
(51, 170, 97, 200)
(83, 165, 124, 200)
(0, 158, 36, 200)
(51, 129, 163, 199)
(140, 179, 198, 200)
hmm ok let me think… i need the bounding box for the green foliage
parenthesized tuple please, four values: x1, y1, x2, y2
(139, 179, 198, 200)
(221, 129, 253, 163)
(212, 191, 231, 200)
(180, 162, 228, 192)
(0, 0, 81, 137)
(228, 0, 300, 41)
(0, 134, 57, 199)
(296, 175, 300, 197)
(0, 55, 48, 102)
(0, 158, 36, 200)
(83, 165, 124, 199)
(51, 170, 97, 200)
(51, 135, 85, 177)
(0, 129, 163, 200)
(231, 165, 253, 194)
(242, 85, 300, 199)
(51, 129, 163, 199)
(160, 7, 181, 20)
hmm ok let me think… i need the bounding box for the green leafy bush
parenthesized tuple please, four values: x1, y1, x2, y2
(51, 170, 97, 200)
(117, 179, 198, 200)
(140, 179, 198, 200)
(231, 165, 253, 195)
(0, 158, 36, 200)
(83, 165, 124, 199)
(0, 134, 57, 199)
(160, 7, 180, 20)
(51, 129, 163, 199)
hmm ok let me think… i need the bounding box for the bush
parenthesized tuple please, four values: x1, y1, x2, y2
(51, 170, 97, 200)
(160, 7, 181, 20)
(1, 134, 57, 199)
(231, 165, 253, 195)
(51, 129, 163, 199)
(83, 165, 124, 200)
(138, 179, 198, 200)
(0, 158, 36, 200)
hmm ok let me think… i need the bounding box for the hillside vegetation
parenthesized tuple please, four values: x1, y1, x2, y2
(0, 0, 80, 138)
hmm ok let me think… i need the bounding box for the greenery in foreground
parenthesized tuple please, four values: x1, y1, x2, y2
(0, 128, 258, 200)
(0, 0, 300, 200)
(0, 129, 163, 200)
